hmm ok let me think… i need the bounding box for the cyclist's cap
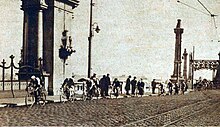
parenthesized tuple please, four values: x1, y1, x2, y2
(31, 75, 36, 79)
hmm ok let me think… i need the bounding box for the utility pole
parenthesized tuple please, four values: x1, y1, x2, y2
(88, 0, 93, 78)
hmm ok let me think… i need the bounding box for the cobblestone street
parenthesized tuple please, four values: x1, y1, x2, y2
(0, 90, 220, 126)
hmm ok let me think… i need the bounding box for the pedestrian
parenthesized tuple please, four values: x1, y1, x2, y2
(174, 83, 179, 95)
(105, 74, 111, 96)
(99, 75, 106, 97)
(131, 76, 137, 96)
(167, 81, 173, 95)
(151, 79, 156, 94)
(159, 83, 164, 95)
(125, 75, 131, 95)
(137, 78, 145, 96)
(180, 81, 185, 95)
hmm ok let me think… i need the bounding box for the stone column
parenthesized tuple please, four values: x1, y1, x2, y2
(171, 19, 184, 83)
(183, 49, 188, 82)
(19, 0, 47, 80)
(38, 10, 43, 62)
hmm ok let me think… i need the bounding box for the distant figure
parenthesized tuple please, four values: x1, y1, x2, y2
(151, 79, 157, 94)
(112, 78, 121, 97)
(90, 73, 99, 88)
(167, 81, 173, 95)
(105, 74, 111, 96)
(174, 83, 179, 95)
(99, 75, 107, 97)
(180, 81, 185, 95)
(131, 77, 137, 95)
(159, 83, 164, 95)
(137, 78, 145, 96)
(125, 75, 131, 95)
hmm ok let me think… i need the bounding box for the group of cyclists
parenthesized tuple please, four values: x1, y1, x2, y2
(60, 73, 147, 100)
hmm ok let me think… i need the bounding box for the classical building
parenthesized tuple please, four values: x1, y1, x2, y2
(19, 0, 79, 95)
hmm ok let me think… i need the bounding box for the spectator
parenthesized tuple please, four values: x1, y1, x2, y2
(151, 79, 156, 94)
(167, 81, 173, 95)
(174, 83, 179, 95)
(125, 75, 131, 95)
(131, 77, 137, 96)
(180, 81, 185, 95)
(105, 74, 111, 96)
(137, 78, 145, 96)
(159, 83, 164, 95)
(99, 75, 107, 97)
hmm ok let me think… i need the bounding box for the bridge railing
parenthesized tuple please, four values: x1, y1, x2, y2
(0, 55, 44, 98)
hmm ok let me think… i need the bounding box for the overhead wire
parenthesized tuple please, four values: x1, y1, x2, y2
(177, 0, 220, 42)
(177, 0, 209, 16)
(197, 0, 220, 42)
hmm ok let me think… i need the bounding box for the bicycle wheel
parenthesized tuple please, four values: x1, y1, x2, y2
(25, 93, 35, 107)
(39, 92, 46, 106)
(82, 94, 87, 101)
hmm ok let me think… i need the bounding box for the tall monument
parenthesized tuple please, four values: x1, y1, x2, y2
(171, 19, 184, 83)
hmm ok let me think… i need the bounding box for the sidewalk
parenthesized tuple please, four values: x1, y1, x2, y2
(0, 95, 63, 107)
(0, 90, 193, 108)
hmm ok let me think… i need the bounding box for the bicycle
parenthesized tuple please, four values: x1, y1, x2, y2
(110, 85, 121, 98)
(58, 87, 75, 103)
(25, 86, 46, 107)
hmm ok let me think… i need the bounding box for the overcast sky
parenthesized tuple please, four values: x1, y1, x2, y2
(0, 0, 220, 81)
(68, 0, 220, 81)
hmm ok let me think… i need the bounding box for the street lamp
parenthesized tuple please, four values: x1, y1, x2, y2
(59, 30, 76, 78)
(88, 0, 100, 78)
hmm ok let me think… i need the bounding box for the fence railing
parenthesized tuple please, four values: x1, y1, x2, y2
(0, 55, 44, 98)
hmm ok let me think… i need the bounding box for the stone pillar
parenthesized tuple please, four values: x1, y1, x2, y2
(19, 0, 48, 80)
(171, 19, 184, 83)
(38, 10, 43, 62)
(183, 49, 188, 82)
(21, 0, 47, 68)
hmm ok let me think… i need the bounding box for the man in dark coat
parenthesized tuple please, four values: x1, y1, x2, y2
(125, 75, 131, 95)
(151, 79, 156, 94)
(105, 74, 111, 96)
(167, 81, 173, 95)
(131, 77, 137, 95)
(137, 78, 145, 96)
(99, 75, 106, 97)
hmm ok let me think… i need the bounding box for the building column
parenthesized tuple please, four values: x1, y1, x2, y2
(38, 10, 43, 62)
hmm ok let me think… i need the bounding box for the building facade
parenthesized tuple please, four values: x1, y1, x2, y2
(0, 0, 79, 95)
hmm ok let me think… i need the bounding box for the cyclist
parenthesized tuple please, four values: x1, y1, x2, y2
(112, 78, 121, 97)
(29, 75, 41, 104)
(61, 77, 74, 100)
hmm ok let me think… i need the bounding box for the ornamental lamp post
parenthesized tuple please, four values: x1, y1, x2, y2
(88, 0, 100, 78)
(59, 30, 75, 78)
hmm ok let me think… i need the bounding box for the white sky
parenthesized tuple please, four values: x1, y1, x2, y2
(70, 0, 220, 81)
(0, 0, 220, 81)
